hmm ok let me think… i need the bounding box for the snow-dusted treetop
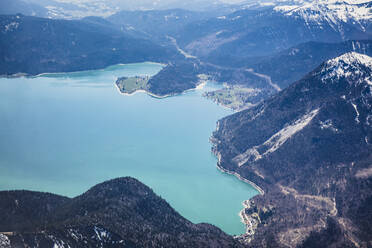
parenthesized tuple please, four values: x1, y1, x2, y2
(320, 52, 372, 84)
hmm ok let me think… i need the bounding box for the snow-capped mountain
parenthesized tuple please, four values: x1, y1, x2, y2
(240, 0, 372, 32)
(212, 52, 372, 247)
(178, 0, 372, 60)
(320, 52, 372, 83)
(214, 52, 372, 174)
(245, 40, 372, 89)
(273, 0, 372, 33)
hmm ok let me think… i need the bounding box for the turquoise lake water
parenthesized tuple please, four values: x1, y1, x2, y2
(0, 62, 258, 235)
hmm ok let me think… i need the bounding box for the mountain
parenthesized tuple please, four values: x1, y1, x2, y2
(211, 39, 372, 90)
(176, 0, 372, 59)
(0, 0, 48, 17)
(0, 177, 243, 248)
(272, 0, 372, 31)
(107, 9, 213, 42)
(211, 52, 372, 247)
(0, 14, 176, 76)
(20, 0, 236, 19)
(249, 40, 372, 89)
(200, 38, 372, 110)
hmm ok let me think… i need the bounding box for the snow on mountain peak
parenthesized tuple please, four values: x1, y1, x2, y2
(328, 52, 372, 66)
(273, 0, 372, 31)
(320, 52, 372, 83)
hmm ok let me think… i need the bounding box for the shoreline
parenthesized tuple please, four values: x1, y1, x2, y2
(215, 161, 264, 239)
(195, 81, 207, 90)
(114, 82, 172, 99)
(203, 94, 239, 112)
(0, 61, 166, 79)
(216, 164, 265, 195)
(115, 78, 210, 99)
(210, 132, 264, 195)
(210, 131, 265, 238)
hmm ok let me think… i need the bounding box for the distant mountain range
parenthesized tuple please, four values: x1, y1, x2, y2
(0, 177, 242, 247)
(1, 1, 372, 247)
(0, 14, 177, 76)
(0, 0, 239, 19)
(0, 0, 48, 17)
(107, 9, 214, 43)
(1, 1, 371, 95)
(209, 39, 372, 89)
(177, 0, 372, 59)
(212, 52, 372, 247)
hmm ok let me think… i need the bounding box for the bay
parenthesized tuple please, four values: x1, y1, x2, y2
(0, 62, 258, 235)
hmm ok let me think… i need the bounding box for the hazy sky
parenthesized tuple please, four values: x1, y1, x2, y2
(39, 0, 249, 5)
(21, 0, 254, 16)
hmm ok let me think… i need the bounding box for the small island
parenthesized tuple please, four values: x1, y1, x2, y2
(115, 75, 151, 95)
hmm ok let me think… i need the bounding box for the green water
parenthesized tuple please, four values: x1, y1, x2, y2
(0, 62, 258, 235)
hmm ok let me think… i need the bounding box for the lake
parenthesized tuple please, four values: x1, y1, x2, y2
(0, 62, 258, 235)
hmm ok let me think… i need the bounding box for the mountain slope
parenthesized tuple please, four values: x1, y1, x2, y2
(107, 9, 213, 42)
(249, 39, 372, 89)
(212, 52, 372, 247)
(0, 177, 243, 248)
(0, 0, 47, 17)
(0, 14, 176, 76)
(207, 40, 372, 90)
(177, 1, 372, 59)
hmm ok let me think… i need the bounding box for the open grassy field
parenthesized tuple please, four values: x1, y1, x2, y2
(203, 86, 262, 110)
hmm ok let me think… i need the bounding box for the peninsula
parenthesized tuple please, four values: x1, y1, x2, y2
(115, 76, 150, 95)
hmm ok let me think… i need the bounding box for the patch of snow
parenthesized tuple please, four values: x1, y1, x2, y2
(4, 22, 19, 33)
(234, 108, 320, 166)
(231, 15, 242, 20)
(355, 166, 372, 178)
(68, 229, 81, 241)
(46, 1, 116, 19)
(52, 240, 67, 248)
(319, 119, 339, 132)
(320, 52, 372, 84)
(125, 25, 135, 31)
(289, 48, 300, 56)
(351, 102, 360, 123)
(0, 234, 10, 247)
(366, 77, 372, 86)
(366, 114, 372, 126)
(164, 12, 181, 21)
(93, 226, 111, 242)
(273, 0, 372, 32)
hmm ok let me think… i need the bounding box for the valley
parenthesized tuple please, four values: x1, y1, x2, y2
(0, 0, 372, 247)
